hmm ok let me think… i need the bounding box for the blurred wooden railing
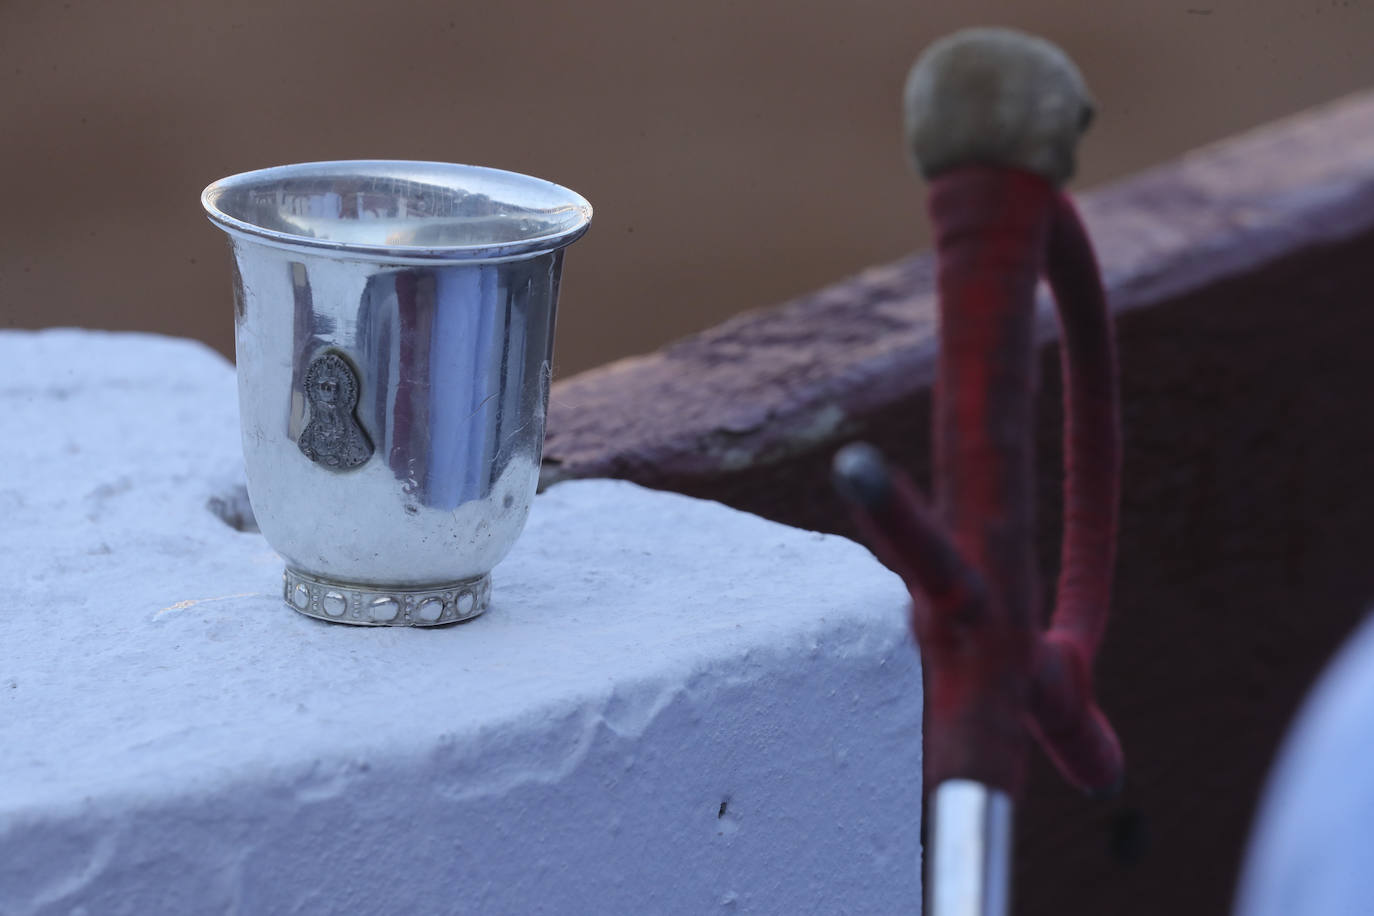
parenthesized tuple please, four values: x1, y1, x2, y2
(543, 90, 1374, 916)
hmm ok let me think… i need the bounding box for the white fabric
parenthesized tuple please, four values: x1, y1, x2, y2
(1235, 610, 1374, 915)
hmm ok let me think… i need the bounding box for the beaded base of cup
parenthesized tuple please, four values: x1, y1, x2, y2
(283, 568, 491, 627)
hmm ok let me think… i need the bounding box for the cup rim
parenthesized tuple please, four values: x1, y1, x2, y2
(201, 159, 593, 263)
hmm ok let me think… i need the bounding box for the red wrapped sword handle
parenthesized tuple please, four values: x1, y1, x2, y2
(835, 28, 1123, 799)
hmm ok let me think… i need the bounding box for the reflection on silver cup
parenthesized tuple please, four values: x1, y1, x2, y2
(202, 161, 592, 626)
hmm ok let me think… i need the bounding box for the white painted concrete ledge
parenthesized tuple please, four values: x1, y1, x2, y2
(0, 329, 922, 915)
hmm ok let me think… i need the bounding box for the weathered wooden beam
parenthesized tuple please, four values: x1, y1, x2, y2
(545, 89, 1374, 506)
(544, 90, 1374, 916)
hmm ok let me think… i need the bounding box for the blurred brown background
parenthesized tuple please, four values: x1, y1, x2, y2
(3, 0, 1373, 377)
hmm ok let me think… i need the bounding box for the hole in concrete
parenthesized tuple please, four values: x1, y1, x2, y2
(717, 800, 728, 819)
(207, 485, 260, 533)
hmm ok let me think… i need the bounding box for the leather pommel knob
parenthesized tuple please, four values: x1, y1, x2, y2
(904, 28, 1095, 185)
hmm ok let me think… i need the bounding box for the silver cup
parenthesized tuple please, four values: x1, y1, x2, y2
(202, 161, 591, 626)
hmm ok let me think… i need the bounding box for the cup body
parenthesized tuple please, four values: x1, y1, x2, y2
(202, 161, 591, 625)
